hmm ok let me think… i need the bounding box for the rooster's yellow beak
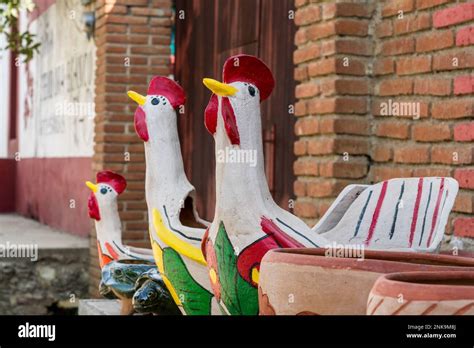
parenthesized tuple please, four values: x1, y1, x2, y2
(127, 90, 146, 106)
(86, 181, 98, 193)
(203, 78, 237, 97)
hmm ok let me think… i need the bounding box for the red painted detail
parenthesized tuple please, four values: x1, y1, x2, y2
(427, 178, 445, 247)
(453, 217, 474, 238)
(221, 97, 240, 145)
(456, 26, 474, 46)
(408, 178, 424, 248)
(204, 94, 218, 135)
(147, 76, 185, 109)
(105, 242, 120, 260)
(260, 217, 305, 248)
(134, 106, 149, 142)
(15, 158, 92, 237)
(454, 169, 474, 189)
(28, 0, 55, 22)
(97, 241, 114, 269)
(453, 75, 474, 95)
(96, 171, 127, 194)
(88, 193, 101, 221)
(205, 239, 221, 300)
(365, 181, 389, 247)
(237, 235, 280, 287)
(223, 54, 275, 102)
(433, 3, 474, 28)
(0, 159, 16, 212)
(454, 122, 474, 142)
(201, 228, 210, 260)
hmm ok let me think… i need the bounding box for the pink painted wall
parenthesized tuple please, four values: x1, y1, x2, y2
(15, 158, 92, 237)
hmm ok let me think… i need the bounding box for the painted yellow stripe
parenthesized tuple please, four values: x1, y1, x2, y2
(150, 239, 182, 306)
(152, 208, 207, 266)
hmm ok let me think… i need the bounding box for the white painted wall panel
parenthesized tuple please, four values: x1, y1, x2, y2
(0, 33, 10, 158)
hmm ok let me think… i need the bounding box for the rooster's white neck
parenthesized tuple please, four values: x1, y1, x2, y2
(95, 199, 122, 248)
(144, 112, 194, 220)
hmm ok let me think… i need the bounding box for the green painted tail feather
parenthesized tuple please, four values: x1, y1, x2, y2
(162, 247, 213, 315)
(214, 222, 258, 315)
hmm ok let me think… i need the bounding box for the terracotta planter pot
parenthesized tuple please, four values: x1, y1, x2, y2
(258, 248, 474, 315)
(367, 271, 474, 315)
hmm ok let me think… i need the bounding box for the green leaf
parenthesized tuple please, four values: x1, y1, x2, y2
(214, 222, 258, 315)
(162, 247, 213, 315)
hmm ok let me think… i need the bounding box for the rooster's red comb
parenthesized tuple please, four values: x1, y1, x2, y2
(147, 76, 186, 109)
(223, 54, 275, 101)
(96, 171, 127, 195)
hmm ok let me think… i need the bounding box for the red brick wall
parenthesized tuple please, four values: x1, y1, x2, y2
(293, 0, 473, 247)
(91, 0, 173, 295)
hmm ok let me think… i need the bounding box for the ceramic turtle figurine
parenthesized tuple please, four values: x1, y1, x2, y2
(132, 268, 181, 315)
(101, 259, 155, 314)
(99, 279, 117, 299)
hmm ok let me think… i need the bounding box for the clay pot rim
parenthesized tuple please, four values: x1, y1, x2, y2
(371, 271, 474, 301)
(262, 248, 474, 274)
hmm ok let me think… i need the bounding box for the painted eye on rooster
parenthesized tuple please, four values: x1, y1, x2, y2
(248, 85, 256, 97)
(151, 97, 160, 105)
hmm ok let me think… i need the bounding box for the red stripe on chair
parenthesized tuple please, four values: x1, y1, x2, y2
(427, 178, 445, 247)
(365, 181, 388, 246)
(408, 178, 424, 248)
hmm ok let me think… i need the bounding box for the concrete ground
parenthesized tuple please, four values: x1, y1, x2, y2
(0, 214, 88, 249)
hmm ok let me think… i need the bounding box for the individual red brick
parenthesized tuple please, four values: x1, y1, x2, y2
(294, 140, 307, 155)
(382, 0, 414, 17)
(431, 146, 473, 164)
(453, 217, 474, 238)
(294, 159, 319, 176)
(294, 201, 318, 218)
(335, 19, 369, 37)
(433, 51, 474, 71)
(294, 180, 307, 197)
(319, 117, 369, 135)
(454, 168, 474, 189)
(433, 3, 474, 28)
(322, 39, 373, 56)
(453, 75, 474, 95)
(394, 145, 430, 163)
(294, 45, 320, 64)
(412, 123, 451, 142)
(295, 118, 319, 135)
(376, 121, 410, 139)
(322, 2, 374, 19)
(380, 37, 414, 55)
(295, 101, 307, 117)
(378, 78, 413, 96)
(295, 0, 308, 8)
(432, 100, 473, 119)
(307, 138, 335, 155)
(396, 56, 431, 75)
(295, 5, 321, 26)
(294, 66, 308, 82)
(416, 0, 450, 10)
(296, 82, 319, 98)
(307, 180, 341, 198)
(295, 28, 307, 45)
(414, 78, 451, 95)
(371, 166, 413, 182)
(453, 192, 474, 214)
(413, 167, 452, 177)
(454, 122, 474, 142)
(374, 58, 394, 76)
(456, 26, 474, 46)
(372, 145, 392, 162)
(319, 158, 368, 179)
(320, 78, 370, 96)
(376, 21, 393, 38)
(334, 138, 369, 155)
(308, 58, 335, 76)
(394, 13, 431, 35)
(306, 21, 336, 40)
(416, 30, 454, 52)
